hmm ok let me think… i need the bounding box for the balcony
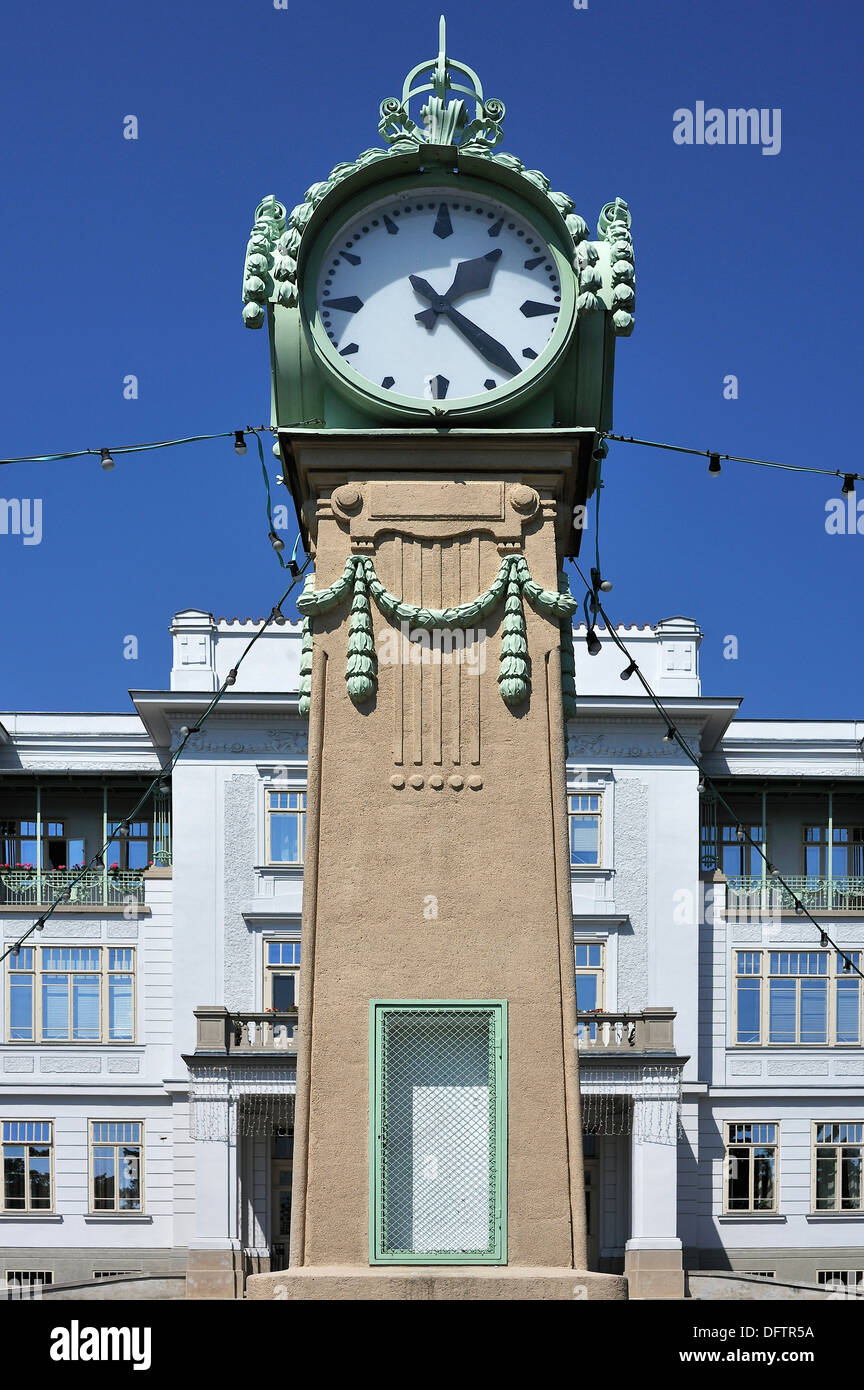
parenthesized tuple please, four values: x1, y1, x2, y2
(194, 1005, 299, 1055)
(0, 867, 147, 909)
(726, 875, 864, 914)
(576, 1008, 676, 1054)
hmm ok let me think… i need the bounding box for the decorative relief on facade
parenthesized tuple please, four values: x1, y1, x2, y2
(767, 1060, 830, 1076)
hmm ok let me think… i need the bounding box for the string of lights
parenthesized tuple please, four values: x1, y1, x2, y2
(570, 556, 864, 982)
(0, 553, 311, 967)
(602, 432, 861, 492)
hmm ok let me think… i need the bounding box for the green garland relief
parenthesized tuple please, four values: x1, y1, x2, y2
(296, 553, 577, 714)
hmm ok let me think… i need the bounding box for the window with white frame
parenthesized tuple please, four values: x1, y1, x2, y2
(724, 1123, 778, 1214)
(568, 794, 602, 867)
(733, 951, 861, 1046)
(90, 1122, 143, 1212)
(574, 943, 605, 1012)
(264, 941, 301, 1011)
(7, 946, 135, 1043)
(2, 1122, 53, 1212)
(813, 1123, 863, 1212)
(266, 792, 306, 865)
(817, 1269, 864, 1288)
(5, 1270, 53, 1289)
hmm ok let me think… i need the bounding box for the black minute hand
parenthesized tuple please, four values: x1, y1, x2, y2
(438, 305, 521, 377)
(409, 269, 521, 377)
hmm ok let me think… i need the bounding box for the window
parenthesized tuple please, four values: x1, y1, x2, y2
(2, 1122, 53, 1212)
(568, 794, 601, 866)
(724, 1123, 778, 1213)
(7, 947, 135, 1043)
(0, 820, 84, 870)
(108, 821, 151, 870)
(265, 941, 301, 1010)
(740, 1271, 775, 1278)
(5, 1270, 53, 1289)
(701, 822, 763, 876)
(89, 1122, 143, 1212)
(804, 826, 864, 877)
(370, 1001, 507, 1264)
(267, 792, 306, 865)
(575, 943, 605, 1012)
(733, 951, 861, 1046)
(93, 1270, 142, 1279)
(813, 1123, 863, 1212)
(817, 1269, 864, 1288)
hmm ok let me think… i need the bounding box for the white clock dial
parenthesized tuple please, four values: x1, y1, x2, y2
(315, 187, 563, 402)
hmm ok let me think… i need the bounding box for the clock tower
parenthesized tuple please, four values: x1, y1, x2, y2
(244, 20, 635, 1300)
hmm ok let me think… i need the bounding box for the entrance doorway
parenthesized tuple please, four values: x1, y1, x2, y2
(584, 1134, 599, 1269)
(270, 1126, 293, 1270)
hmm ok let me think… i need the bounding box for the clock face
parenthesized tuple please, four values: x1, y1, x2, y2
(314, 187, 564, 404)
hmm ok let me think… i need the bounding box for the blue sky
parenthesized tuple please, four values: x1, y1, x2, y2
(1, 0, 862, 716)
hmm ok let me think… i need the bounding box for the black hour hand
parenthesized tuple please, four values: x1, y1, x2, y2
(443, 249, 503, 303)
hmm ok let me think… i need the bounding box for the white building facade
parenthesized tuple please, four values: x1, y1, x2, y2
(1, 612, 862, 1296)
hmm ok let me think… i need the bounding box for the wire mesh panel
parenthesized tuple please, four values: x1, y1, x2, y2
(371, 1002, 507, 1264)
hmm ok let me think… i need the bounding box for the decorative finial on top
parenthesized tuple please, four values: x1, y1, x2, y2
(378, 16, 506, 152)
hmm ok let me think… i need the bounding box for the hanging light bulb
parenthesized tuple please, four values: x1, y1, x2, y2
(599, 579, 613, 592)
(33, 917, 46, 933)
(843, 956, 853, 974)
(736, 825, 746, 842)
(708, 453, 722, 477)
(233, 430, 247, 455)
(768, 863, 779, 878)
(586, 628, 602, 656)
(100, 449, 114, 471)
(269, 531, 285, 553)
(225, 668, 237, 687)
(697, 778, 705, 795)
(663, 726, 675, 742)
(820, 930, 830, 947)
(841, 474, 855, 495)
(117, 823, 129, 838)
(794, 900, 804, 916)
(619, 660, 636, 681)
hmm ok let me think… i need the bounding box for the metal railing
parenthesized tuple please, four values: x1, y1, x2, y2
(576, 1008, 676, 1053)
(0, 868, 147, 908)
(726, 875, 864, 913)
(193, 1005, 298, 1054)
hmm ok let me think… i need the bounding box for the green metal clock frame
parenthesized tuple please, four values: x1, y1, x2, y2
(298, 167, 578, 426)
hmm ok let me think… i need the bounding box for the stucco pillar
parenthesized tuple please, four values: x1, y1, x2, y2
(185, 1129, 243, 1300)
(624, 1094, 684, 1299)
(246, 432, 626, 1301)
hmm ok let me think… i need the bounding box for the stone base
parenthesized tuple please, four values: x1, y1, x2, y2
(624, 1247, 684, 1300)
(246, 1266, 627, 1301)
(185, 1248, 244, 1300)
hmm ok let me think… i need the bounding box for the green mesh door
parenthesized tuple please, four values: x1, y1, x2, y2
(370, 1001, 507, 1265)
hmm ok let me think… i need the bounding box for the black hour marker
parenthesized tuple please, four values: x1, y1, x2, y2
(428, 375, 449, 399)
(522, 347, 538, 359)
(484, 379, 497, 390)
(382, 376, 395, 389)
(433, 203, 453, 239)
(340, 250, 361, 265)
(488, 218, 504, 237)
(520, 300, 560, 317)
(383, 214, 399, 235)
(339, 343, 360, 356)
(324, 296, 364, 313)
(524, 255, 545, 270)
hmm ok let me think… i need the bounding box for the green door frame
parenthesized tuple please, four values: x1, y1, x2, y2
(369, 999, 508, 1265)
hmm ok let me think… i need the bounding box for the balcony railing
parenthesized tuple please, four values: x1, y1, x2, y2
(726, 875, 864, 913)
(194, 1005, 298, 1055)
(576, 1008, 676, 1054)
(0, 868, 147, 908)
